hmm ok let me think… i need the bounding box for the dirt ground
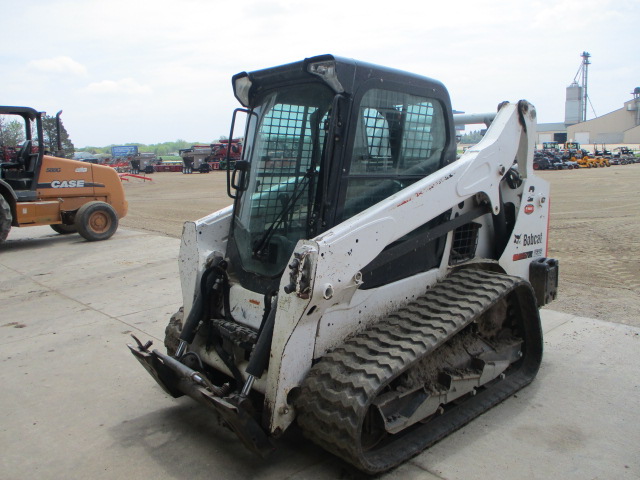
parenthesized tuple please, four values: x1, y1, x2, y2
(119, 166, 640, 327)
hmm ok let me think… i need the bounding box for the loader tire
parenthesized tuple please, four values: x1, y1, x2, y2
(165, 307, 184, 356)
(0, 196, 11, 242)
(51, 223, 78, 235)
(75, 201, 118, 241)
(296, 269, 543, 474)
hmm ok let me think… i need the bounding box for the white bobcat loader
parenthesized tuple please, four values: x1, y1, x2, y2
(129, 55, 558, 474)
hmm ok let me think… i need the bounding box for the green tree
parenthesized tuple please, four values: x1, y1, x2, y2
(0, 117, 26, 147)
(42, 114, 75, 158)
(459, 130, 483, 144)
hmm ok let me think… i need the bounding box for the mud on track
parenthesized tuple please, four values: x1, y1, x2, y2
(120, 166, 640, 327)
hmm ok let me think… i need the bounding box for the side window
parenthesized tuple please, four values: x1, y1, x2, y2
(246, 101, 327, 228)
(402, 102, 440, 169)
(0, 114, 30, 163)
(350, 108, 392, 173)
(341, 88, 446, 221)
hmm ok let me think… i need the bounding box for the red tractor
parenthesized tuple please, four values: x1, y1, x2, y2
(212, 139, 243, 169)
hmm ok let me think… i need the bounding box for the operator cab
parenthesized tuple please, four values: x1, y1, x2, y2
(0, 106, 46, 198)
(225, 55, 457, 293)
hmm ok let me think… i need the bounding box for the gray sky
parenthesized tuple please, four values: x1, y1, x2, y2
(3, 0, 639, 147)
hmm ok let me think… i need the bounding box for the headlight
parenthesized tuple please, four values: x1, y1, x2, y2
(233, 74, 253, 107)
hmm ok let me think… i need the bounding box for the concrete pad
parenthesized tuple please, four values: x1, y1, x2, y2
(1, 226, 639, 479)
(408, 316, 640, 480)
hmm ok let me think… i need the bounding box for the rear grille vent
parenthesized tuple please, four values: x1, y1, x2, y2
(449, 222, 481, 265)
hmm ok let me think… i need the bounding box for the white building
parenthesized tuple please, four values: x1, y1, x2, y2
(567, 90, 640, 144)
(537, 87, 640, 146)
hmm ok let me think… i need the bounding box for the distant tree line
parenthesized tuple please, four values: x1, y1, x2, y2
(2, 113, 232, 159)
(78, 136, 230, 157)
(459, 130, 484, 144)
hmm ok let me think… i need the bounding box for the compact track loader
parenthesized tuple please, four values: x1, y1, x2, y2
(129, 55, 558, 474)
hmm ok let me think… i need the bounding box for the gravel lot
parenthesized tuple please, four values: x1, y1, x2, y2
(120, 165, 640, 327)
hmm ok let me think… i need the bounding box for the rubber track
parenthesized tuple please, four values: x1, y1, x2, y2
(295, 269, 543, 474)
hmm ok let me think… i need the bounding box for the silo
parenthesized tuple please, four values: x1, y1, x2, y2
(565, 82, 583, 125)
(635, 87, 640, 126)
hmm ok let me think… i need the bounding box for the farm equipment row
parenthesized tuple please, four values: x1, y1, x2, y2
(107, 140, 640, 175)
(533, 141, 638, 170)
(103, 141, 244, 175)
(179, 140, 243, 174)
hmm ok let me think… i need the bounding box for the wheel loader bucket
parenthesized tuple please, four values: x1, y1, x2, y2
(128, 344, 275, 458)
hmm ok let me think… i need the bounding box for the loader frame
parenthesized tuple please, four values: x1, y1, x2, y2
(129, 55, 558, 473)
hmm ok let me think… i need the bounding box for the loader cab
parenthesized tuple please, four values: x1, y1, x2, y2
(227, 55, 456, 293)
(0, 106, 46, 197)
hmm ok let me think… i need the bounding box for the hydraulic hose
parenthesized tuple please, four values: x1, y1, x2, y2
(179, 263, 221, 344)
(245, 302, 277, 379)
(177, 260, 245, 388)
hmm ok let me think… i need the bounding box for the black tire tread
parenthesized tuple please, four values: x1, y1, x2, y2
(0, 195, 11, 242)
(75, 201, 118, 241)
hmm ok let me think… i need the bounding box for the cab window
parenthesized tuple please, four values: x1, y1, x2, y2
(340, 88, 446, 221)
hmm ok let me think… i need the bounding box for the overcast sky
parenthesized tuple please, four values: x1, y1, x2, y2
(2, 0, 639, 147)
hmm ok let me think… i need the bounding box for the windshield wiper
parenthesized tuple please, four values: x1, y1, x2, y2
(252, 169, 314, 259)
